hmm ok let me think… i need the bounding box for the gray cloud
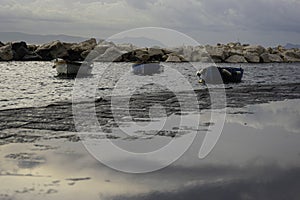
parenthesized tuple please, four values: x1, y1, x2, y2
(0, 0, 300, 46)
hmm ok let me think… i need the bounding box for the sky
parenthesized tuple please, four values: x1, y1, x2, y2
(0, 0, 300, 46)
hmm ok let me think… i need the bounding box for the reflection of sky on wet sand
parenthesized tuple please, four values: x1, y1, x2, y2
(226, 99, 300, 134)
(0, 100, 300, 200)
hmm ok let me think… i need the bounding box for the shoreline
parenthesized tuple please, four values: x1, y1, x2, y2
(1, 39, 300, 63)
(1, 82, 299, 135)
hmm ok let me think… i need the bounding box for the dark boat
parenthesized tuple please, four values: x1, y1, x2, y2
(197, 66, 244, 84)
(132, 62, 163, 75)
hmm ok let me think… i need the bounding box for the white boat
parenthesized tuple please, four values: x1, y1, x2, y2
(53, 59, 93, 76)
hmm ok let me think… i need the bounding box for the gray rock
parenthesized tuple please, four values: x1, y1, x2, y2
(282, 50, 300, 62)
(22, 53, 42, 61)
(260, 53, 283, 63)
(169, 47, 184, 56)
(148, 48, 164, 57)
(70, 38, 97, 52)
(35, 40, 68, 60)
(225, 55, 247, 63)
(69, 38, 97, 60)
(244, 45, 266, 55)
(0, 41, 4, 47)
(147, 48, 165, 61)
(206, 46, 226, 61)
(191, 49, 209, 62)
(284, 50, 300, 59)
(165, 54, 182, 62)
(12, 41, 29, 60)
(0, 44, 13, 61)
(227, 48, 244, 56)
(133, 48, 150, 61)
(244, 52, 260, 63)
(27, 44, 38, 52)
(93, 44, 112, 55)
(116, 43, 137, 52)
(94, 46, 125, 62)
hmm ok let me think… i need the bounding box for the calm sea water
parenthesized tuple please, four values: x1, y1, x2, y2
(1, 62, 300, 110)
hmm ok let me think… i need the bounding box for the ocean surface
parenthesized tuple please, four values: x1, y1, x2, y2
(1, 62, 300, 110)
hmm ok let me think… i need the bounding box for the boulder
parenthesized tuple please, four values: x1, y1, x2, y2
(11, 41, 30, 60)
(227, 48, 244, 56)
(191, 49, 209, 62)
(169, 47, 184, 56)
(11, 41, 27, 51)
(27, 44, 38, 52)
(93, 44, 112, 55)
(227, 42, 242, 48)
(116, 43, 137, 52)
(181, 46, 194, 61)
(244, 52, 260, 63)
(0, 41, 4, 47)
(69, 38, 97, 60)
(282, 50, 300, 62)
(148, 48, 164, 57)
(147, 48, 164, 61)
(94, 46, 125, 62)
(260, 53, 283, 63)
(0, 44, 13, 61)
(165, 54, 182, 62)
(133, 48, 150, 61)
(70, 38, 97, 52)
(225, 55, 247, 63)
(244, 45, 266, 55)
(35, 40, 68, 60)
(22, 53, 42, 61)
(206, 46, 226, 62)
(284, 50, 300, 59)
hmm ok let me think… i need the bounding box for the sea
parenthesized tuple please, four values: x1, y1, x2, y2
(1, 62, 300, 109)
(0, 62, 300, 200)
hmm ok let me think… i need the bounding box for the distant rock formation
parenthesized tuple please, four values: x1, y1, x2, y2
(1, 39, 300, 63)
(284, 43, 300, 49)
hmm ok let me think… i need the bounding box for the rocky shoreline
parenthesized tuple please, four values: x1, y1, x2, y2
(1, 39, 300, 63)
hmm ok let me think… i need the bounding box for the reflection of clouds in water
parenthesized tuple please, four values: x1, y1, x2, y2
(227, 99, 300, 134)
(105, 164, 300, 200)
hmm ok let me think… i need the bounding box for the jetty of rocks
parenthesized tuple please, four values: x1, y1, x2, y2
(1, 39, 300, 63)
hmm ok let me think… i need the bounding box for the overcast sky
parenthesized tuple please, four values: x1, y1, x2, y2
(0, 0, 300, 46)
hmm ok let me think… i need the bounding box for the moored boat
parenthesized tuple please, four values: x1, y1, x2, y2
(197, 66, 244, 84)
(53, 59, 93, 76)
(132, 62, 163, 75)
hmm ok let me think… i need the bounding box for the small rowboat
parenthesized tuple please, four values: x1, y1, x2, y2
(132, 62, 163, 75)
(53, 59, 93, 76)
(197, 66, 244, 84)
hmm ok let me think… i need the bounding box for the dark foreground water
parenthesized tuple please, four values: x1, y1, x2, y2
(0, 62, 300, 200)
(0, 100, 300, 200)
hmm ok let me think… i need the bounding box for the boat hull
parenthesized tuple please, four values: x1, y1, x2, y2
(197, 66, 244, 84)
(132, 63, 163, 75)
(55, 61, 92, 76)
(218, 67, 244, 83)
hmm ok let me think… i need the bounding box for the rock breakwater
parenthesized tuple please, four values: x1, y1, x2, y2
(1, 39, 300, 63)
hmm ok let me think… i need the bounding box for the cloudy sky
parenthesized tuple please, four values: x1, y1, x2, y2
(0, 0, 300, 46)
